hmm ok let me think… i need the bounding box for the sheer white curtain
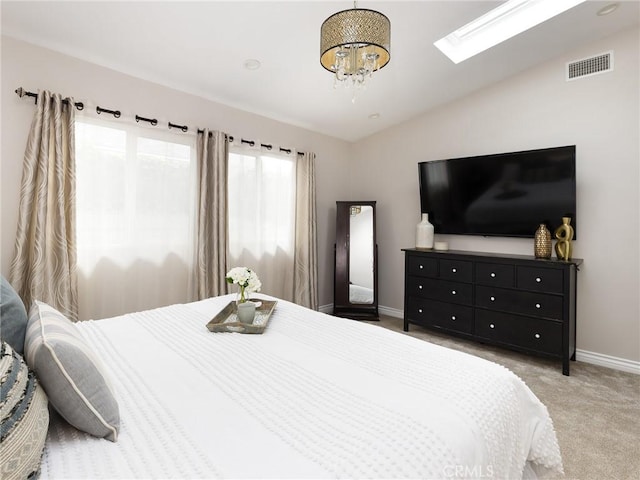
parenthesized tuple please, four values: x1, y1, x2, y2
(228, 147, 295, 300)
(75, 117, 196, 319)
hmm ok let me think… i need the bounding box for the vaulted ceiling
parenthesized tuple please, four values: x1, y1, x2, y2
(2, 1, 638, 141)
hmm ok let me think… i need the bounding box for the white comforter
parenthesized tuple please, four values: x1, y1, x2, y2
(41, 294, 563, 479)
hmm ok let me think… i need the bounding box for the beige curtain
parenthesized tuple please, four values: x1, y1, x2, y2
(293, 152, 318, 309)
(10, 91, 78, 320)
(194, 129, 229, 299)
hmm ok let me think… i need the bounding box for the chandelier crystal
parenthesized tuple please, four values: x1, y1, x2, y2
(320, 2, 390, 95)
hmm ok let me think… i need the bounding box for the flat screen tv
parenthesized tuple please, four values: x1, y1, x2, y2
(419, 145, 576, 238)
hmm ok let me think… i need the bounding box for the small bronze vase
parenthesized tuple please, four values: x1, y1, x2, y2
(554, 217, 574, 261)
(534, 224, 552, 259)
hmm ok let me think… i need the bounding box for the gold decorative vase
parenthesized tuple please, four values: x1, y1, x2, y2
(554, 217, 574, 261)
(534, 224, 552, 259)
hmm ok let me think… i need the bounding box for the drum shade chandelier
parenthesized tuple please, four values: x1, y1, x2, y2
(320, 1, 390, 92)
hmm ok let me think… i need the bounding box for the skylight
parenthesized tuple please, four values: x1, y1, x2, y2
(434, 0, 588, 64)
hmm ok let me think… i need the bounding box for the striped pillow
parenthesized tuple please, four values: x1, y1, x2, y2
(0, 341, 49, 480)
(24, 301, 120, 441)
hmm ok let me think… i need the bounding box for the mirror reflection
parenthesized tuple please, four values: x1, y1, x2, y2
(349, 205, 374, 304)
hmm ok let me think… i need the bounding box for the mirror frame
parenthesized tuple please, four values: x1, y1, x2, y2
(333, 201, 379, 320)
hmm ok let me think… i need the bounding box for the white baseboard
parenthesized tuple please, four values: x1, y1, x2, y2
(378, 305, 403, 319)
(576, 349, 640, 375)
(318, 303, 639, 375)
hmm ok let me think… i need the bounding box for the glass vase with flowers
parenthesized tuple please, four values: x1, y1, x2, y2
(225, 267, 262, 304)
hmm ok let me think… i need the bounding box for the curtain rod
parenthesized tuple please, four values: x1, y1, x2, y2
(15, 87, 84, 110)
(16, 87, 305, 157)
(226, 138, 303, 156)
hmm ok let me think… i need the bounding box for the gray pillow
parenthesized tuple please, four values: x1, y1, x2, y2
(1, 275, 28, 354)
(24, 301, 120, 442)
(0, 341, 49, 480)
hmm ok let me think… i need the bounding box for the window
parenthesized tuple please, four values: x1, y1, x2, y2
(228, 149, 296, 300)
(75, 118, 196, 319)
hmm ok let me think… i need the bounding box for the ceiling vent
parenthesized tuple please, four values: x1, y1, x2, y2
(566, 51, 613, 81)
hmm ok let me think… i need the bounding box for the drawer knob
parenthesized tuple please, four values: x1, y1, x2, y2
(418, 309, 423, 313)
(535, 303, 541, 309)
(490, 296, 495, 302)
(451, 315, 456, 321)
(536, 277, 541, 283)
(452, 268, 457, 273)
(489, 324, 495, 329)
(451, 290, 457, 295)
(490, 272, 496, 278)
(418, 285, 423, 290)
(419, 265, 424, 269)
(535, 333, 541, 339)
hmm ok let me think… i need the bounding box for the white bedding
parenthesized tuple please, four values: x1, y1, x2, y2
(41, 294, 563, 479)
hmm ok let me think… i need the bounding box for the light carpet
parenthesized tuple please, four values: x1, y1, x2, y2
(367, 316, 640, 480)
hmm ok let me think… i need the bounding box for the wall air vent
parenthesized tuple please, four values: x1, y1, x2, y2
(566, 51, 613, 81)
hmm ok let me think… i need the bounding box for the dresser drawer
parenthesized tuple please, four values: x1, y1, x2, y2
(439, 259, 473, 282)
(407, 255, 438, 277)
(517, 266, 563, 293)
(476, 285, 563, 319)
(407, 297, 473, 334)
(475, 310, 562, 355)
(475, 262, 515, 288)
(408, 276, 473, 305)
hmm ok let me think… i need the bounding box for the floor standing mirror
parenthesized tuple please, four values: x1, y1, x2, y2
(334, 201, 378, 320)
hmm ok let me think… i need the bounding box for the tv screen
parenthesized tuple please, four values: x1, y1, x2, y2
(419, 146, 576, 238)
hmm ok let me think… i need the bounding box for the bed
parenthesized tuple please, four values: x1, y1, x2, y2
(23, 293, 563, 479)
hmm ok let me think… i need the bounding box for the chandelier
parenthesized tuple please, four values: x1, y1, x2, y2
(320, 1, 391, 94)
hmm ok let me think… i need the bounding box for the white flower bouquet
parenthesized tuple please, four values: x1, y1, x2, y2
(226, 267, 261, 303)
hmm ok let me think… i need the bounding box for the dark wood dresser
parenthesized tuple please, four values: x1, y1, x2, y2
(403, 248, 582, 375)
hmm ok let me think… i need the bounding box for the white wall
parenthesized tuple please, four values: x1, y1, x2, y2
(0, 35, 351, 308)
(351, 27, 640, 363)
